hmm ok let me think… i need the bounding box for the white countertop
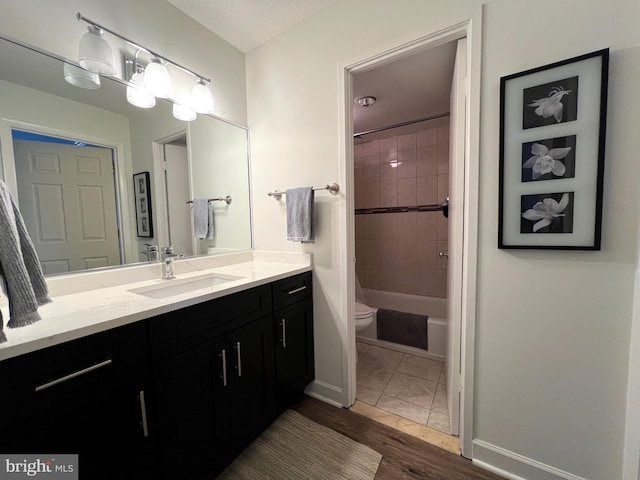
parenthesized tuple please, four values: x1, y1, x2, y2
(0, 252, 311, 361)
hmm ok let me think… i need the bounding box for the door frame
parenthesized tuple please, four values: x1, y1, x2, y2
(338, 11, 482, 458)
(0, 117, 133, 265)
(151, 130, 193, 253)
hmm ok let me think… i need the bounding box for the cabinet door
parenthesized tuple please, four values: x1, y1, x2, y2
(2, 374, 155, 480)
(226, 315, 276, 455)
(274, 298, 315, 412)
(153, 337, 228, 480)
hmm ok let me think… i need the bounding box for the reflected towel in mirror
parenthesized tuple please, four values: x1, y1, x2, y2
(192, 198, 214, 239)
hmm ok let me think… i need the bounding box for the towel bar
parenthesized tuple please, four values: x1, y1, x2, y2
(354, 198, 449, 218)
(268, 183, 339, 200)
(186, 196, 232, 205)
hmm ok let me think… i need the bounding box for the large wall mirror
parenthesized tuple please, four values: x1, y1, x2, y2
(0, 35, 252, 276)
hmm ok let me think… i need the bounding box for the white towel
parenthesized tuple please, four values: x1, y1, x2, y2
(192, 199, 214, 239)
(0, 179, 51, 343)
(286, 187, 314, 243)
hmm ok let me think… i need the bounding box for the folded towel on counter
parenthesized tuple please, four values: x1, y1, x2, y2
(0, 179, 51, 343)
(286, 187, 314, 243)
(192, 198, 214, 239)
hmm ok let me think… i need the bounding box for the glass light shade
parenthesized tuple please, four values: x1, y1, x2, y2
(63, 62, 100, 89)
(144, 59, 172, 98)
(173, 100, 196, 122)
(127, 73, 156, 108)
(78, 26, 116, 76)
(191, 80, 214, 114)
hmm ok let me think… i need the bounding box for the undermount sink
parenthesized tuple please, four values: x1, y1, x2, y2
(128, 273, 244, 299)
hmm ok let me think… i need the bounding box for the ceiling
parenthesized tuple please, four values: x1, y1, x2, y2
(167, 1, 457, 140)
(352, 41, 457, 140)
(166, 0, 337, 53)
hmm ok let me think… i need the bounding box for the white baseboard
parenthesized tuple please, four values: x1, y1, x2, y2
(304, 379, 343, 407)
(473, 440, 587, 480)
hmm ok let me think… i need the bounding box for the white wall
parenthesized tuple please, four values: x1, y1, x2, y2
(246, 1, 640, 479)
(0, 0, 247, 126)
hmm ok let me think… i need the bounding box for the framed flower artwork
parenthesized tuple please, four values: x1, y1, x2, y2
(498, 49, 609, 249)
(133, 171, 154, 238)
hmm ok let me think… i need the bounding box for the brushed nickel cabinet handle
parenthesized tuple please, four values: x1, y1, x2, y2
(282, 319, 287, 349)
(219, 349, 227, 387)
(236, 342, 242, 377)
(139, 390, 149, 438)
(35, 359, 113, 392)
(288, 286, 307, 295)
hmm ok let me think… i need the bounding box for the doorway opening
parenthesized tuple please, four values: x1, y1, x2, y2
(350, 39, 460, 447)
(342, 15, 481, 459)
(152, 132, 194, 257)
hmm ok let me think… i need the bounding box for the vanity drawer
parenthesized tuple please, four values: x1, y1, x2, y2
(272, 272, 312, 310)
(0, 322, 148, 432)
(149, 284, 272, 362)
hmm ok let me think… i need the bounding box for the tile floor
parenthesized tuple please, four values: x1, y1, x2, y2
(356, 342, 451, 434)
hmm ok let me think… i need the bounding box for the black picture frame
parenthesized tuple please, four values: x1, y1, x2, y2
(133, 171, 154, 238)
(498, 49, 608, 250)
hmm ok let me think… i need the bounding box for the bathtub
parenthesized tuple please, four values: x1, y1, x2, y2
(357, 288, 447, 362)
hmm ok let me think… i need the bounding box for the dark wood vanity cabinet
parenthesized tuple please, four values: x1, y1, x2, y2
(149, 282, 280, 479)
(0, 271, 314, 480)
(0, 323, 156, 479)
(272, 273, 315, 413)
(152, 314, 276, 480)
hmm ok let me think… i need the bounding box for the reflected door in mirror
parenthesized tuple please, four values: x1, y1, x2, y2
(14, 139, 122, 275)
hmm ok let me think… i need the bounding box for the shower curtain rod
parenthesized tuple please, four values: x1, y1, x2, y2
(353, 112, 450, 138)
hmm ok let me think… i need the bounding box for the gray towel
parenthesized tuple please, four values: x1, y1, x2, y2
(0, 179, 51, 343)
(286, 187, 314, 243)
(192, 199, 214, 239)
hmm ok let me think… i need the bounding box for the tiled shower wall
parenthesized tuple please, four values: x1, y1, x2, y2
(354, 126, 449, 298)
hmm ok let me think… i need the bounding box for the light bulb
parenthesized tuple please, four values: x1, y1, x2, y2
(144, 58, 172, 98)
(191, 79, 214, 114)
(127, 72, 156, 108)
(173, 100, 196, 122)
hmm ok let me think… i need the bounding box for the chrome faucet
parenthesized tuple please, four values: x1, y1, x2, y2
(160, 246, 183, 280)
(142, 244, 159, 262)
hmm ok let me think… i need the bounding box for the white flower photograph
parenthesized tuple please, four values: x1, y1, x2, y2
(499, 49, 608, 249)
(521, 135, 576, 182)
(520, 192, 574, 234)
(522, 76, 579, 129)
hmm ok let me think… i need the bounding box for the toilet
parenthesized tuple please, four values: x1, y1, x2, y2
(354, 274, 374, 332)
(355, 301, 374, 332)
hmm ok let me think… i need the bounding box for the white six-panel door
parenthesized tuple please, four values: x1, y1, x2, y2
(13, 140, 120, 275)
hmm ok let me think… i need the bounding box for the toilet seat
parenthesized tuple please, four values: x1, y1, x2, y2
(355, 302, 374, 333)
(355, 302, 374, 318)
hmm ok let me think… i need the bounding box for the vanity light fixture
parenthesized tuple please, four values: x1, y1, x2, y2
(75, 12, 215, 116)
(63, 62, 101, 89)
(78, 25, 117, 75)
(126, 72, 156, 109)
(144, 58, 172, 98)
(173, 99, 197, 122)
(191, 78, 214, 114)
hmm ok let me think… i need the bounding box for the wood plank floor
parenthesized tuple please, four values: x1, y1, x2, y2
(291, 395, 504, 480)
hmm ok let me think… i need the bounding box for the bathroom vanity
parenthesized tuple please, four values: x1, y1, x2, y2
(0, 256, 313, 479)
